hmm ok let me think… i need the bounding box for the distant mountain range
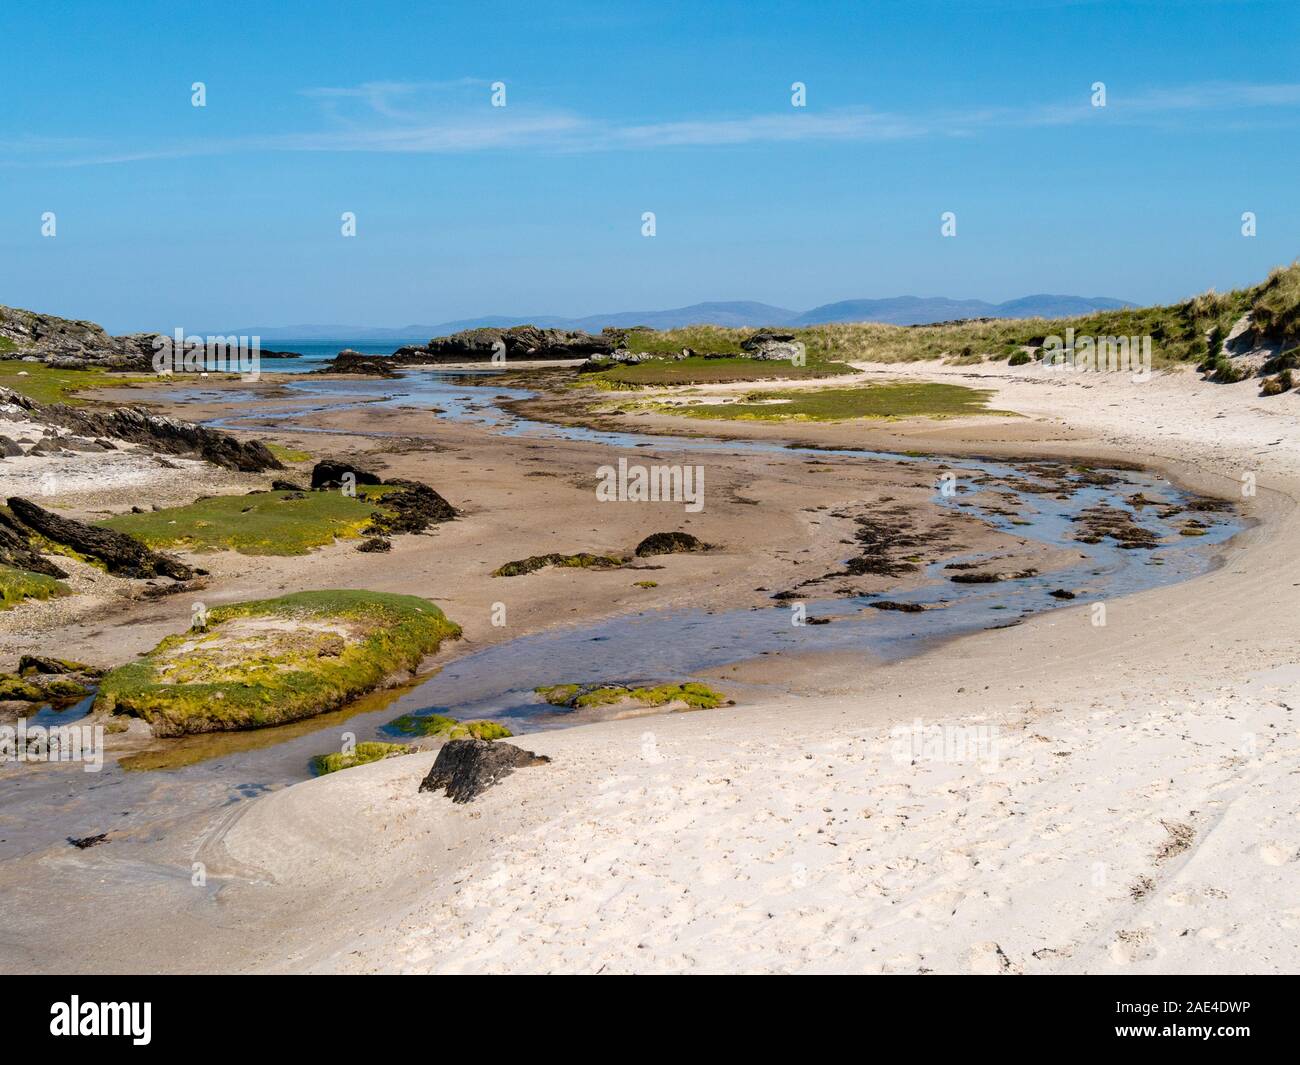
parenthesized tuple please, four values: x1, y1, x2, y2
(227, 294, 1134, 341)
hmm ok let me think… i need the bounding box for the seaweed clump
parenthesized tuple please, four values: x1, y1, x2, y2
(492, 552, 626, 577)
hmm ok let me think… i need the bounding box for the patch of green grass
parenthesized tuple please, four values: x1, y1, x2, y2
(622, 326, 749, 356)
(0, 564, 72, 610)
(97, 487, 399, 555)
(387, 712, 512, 740)
(94, 590, 461, 735)
(1249, 262, 1300, 345)
(0, 360, 152, 405)
(266, 442, 313, 463)
(655, 381, 1012, 422)
(582, 356, 857, 388)
(633, 580, 658, 588)
(312, 741, 414, 775)
(492, 552, 626, 577)
(1209, 355, 1246, 384)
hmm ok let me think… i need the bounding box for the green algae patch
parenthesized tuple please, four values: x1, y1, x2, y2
(0, 674, 45, 700)
(387, 712, 512, 740)
(535, 683, 580, 706)
(0, 564, 72, 610)
(492, 552, 626, 577)
(653, 382, 1012, 422)
(312, 741, 415, 776)
(97, 487, 400, 556)
(266, 442, 313, 464)
(537, 681, 728, 711)
(95, 590, 461, 736)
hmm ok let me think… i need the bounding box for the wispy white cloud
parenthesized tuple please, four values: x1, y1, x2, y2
(9, 80, 1300, 167)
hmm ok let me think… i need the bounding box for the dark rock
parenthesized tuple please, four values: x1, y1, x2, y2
(67, 833, 109, 849)
(0, 508, 68, 577)
(950, 572, 1001, 584)
(312, 350, 400, 376)
(419, 738, 550, 804)
(271, 479, 307, 492)
(138, 577, 208, 599)
(867, 600, 926, 612)
(0, 435, 22, 457)
(62, 436, 107, 452)
(6, 496, 194, 580)
(310, 460, 383, 490)
(357, 537, 391, 553)
(634, 531, 712, 557)
(1048, 589, 1076, 600)
(368, 479, 457, 534)
(26, 436, 66, 455)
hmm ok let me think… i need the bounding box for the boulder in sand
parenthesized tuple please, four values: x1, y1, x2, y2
(419, 738, 550, 803)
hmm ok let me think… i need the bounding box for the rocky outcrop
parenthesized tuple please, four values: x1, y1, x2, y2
(0, 305, 162, 370)
(311, 350, 399, 376)
(393, 325, 613, 364)
(0, 387, 282, 472)
(17, 654, 104, 678)
(0, 509, 68, 577)
(419, 738, 550, 803)
(740, 331, 806, 362)
(365, 479, 457, 533)
(6, 497, 194, 580)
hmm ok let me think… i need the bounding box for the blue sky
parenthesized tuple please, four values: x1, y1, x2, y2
(2, 0, 1298, 332)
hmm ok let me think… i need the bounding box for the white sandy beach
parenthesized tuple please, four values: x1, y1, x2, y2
(183, 364, 1300, 974)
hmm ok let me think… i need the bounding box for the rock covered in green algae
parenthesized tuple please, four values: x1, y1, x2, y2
(17, 655, 103, 677)
(0, 665, 97, 705)
(311, 741, 415, 776)
(94, 590, 460, 736)
(535, 681, 728, 711)
(387, 712, 512, 740)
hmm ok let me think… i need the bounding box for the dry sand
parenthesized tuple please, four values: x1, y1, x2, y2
(2, 362, 1297, 973)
